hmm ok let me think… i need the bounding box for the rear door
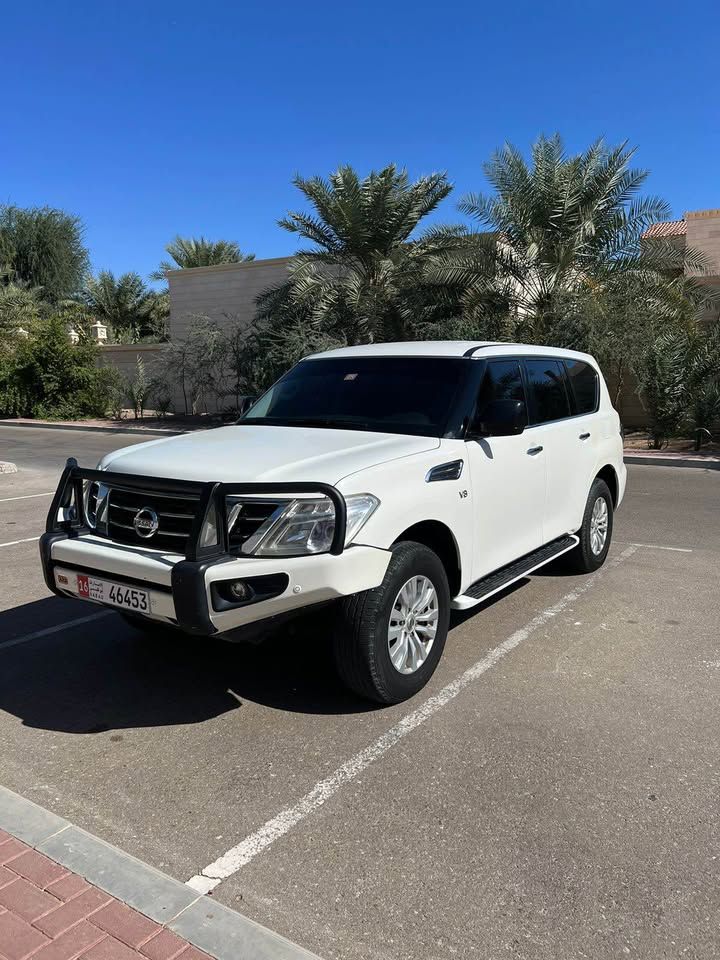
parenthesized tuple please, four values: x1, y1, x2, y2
(464, 358, 545, 580)
(562, 358, 601, 530)
(522, 357, 581, 542)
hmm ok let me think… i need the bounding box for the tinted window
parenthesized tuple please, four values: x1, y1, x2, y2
(243, 357, 466, 438)
(524, 359, 571, 424)
(474, 360, 526, 421)
(565, 359, 598, 414)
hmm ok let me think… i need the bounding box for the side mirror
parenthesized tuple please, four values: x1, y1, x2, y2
(470, 399, 527, 437)
(239, 395, 258, 415)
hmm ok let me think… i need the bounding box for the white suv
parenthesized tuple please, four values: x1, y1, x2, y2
(41, 342, 626, 703)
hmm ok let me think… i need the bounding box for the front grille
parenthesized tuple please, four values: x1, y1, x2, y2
(106, 487, 200, 553)
(228, 500, 282, 552)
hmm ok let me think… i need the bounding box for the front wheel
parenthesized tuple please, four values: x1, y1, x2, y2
(568, 478, 614, 573)
(333, 541, 450, 704)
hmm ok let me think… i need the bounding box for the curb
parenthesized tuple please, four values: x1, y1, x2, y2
(0, 420, 185, 437)
(0, 461, 18, 474)
(0, 785, 322, 960)
(624, 453, 720, 470)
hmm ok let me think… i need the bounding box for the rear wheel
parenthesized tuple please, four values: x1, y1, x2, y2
(333, 541, 450, 704)
(568, 478, 614, 573)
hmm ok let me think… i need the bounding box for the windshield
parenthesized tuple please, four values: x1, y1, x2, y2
(241, 357, 468, 437)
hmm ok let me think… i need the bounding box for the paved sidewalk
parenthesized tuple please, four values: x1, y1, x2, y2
(623, 448, 720, 469)
(0, 788, 319, 960)
(0, 830, 210, 960)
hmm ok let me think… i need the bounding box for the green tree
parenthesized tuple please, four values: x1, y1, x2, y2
(257, 164, 458, 345)
(428, 135, 696, 339)
(678, 322, 720, 435)
(0, 205, 88, 302)
(83, 270, 159, 342)
(151, 236, 254, 280)
(645, 316, 720, 443)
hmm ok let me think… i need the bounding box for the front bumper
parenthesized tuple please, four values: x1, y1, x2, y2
(40, 459, 391, 636)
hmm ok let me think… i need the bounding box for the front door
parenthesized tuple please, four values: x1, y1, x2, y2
(464, 359, 545, 581)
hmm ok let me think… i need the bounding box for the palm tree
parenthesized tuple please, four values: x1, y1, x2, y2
(151, 236, 254, 280)
(428, 135, 693, 340)
(257, 164, 457, 344)
(83, 270, 156, 341)
(0, 282, 46, 335)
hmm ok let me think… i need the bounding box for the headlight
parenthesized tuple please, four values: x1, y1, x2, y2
(227, 493, 379, 557)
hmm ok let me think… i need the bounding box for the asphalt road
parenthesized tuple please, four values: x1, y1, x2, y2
(1, 425, 718, 960)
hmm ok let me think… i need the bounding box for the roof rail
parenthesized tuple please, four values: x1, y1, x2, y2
(462, 342, 517, 358)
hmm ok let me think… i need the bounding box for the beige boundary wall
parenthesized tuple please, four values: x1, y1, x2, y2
(167, 257, 292, 340)
(97, 343, 166, 378)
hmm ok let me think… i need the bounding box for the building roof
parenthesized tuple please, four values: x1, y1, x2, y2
(642, 220, 687, 239)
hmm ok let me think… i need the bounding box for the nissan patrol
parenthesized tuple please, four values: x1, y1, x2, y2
(40, 342, 626, 704)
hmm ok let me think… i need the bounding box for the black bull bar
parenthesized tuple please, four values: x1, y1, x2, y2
(39, 458, 348, 636)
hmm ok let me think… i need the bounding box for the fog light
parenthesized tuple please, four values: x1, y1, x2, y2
(229, 580, 252, 602)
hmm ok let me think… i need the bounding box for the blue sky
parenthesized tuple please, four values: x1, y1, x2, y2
(2, 0, 718, 283)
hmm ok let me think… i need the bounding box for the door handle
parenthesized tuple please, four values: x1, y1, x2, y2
(527, 445, 544, 455)
(579, 432, 591, 440)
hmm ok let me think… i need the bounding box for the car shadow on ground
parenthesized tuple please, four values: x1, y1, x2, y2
(0, 569, 560, 734)
(0, 597, 379, 732)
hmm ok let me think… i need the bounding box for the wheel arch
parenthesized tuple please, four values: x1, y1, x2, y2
(595, 464, 619, 506)
(392, 520, 462, 597)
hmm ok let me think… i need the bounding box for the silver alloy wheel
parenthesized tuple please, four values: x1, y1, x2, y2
(590, 496, 609, 555)
(387, 575, 439, 675)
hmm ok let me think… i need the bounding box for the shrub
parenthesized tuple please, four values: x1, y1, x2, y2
(102, 364, 126, 420)
(636, 336, 685, 448)
(126, 356, 150, 419)
(149, 372, 173, 418)
(0, 317, 115, 419)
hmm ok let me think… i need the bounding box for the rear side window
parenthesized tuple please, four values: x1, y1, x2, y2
(523, 359, 571, 424)
(475, 359, 526, 420)
(564, 359, 599, 414)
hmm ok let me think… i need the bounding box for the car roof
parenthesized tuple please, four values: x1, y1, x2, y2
(305, 341, 596, 363)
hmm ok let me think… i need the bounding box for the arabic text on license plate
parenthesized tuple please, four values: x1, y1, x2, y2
(77, 574, 150, 613)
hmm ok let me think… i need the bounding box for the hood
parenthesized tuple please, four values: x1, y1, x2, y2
(98, 425, 439, 485)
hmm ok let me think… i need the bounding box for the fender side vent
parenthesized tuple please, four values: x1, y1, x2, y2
(426, 460, 464, 482)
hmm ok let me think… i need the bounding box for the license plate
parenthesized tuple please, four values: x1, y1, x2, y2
(75, 573, 150, 613)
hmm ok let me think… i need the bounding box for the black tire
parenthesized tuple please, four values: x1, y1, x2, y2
(333, 541, 450, 705)
(567, 478, 614, 573)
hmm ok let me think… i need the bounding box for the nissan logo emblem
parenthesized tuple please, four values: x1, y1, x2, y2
(133, 506, 159, 539)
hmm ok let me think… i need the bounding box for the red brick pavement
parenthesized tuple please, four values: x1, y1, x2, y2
(0, 832, 212, 960)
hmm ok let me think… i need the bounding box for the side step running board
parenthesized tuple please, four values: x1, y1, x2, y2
(451, 534, 580, 611)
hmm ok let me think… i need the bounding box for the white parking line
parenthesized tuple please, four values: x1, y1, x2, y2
(0, 492, 53, 503)
(0, 536, 40, 548)
(0, 611, 114, 651)
(186, 543, 639, 895)
(628, 542, 693, 553)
